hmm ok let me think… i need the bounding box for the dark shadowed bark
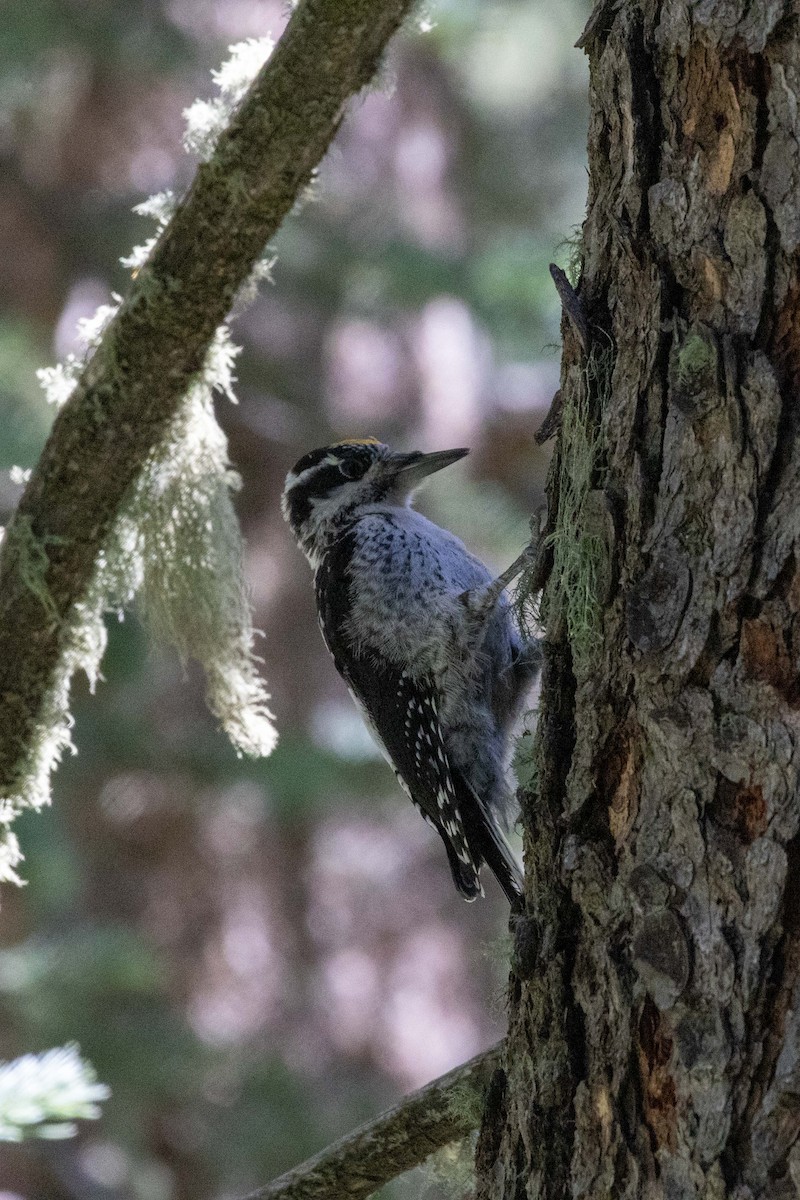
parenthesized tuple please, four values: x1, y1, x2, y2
(0, 0, 415, 798)
(478, 2, 800, 1197)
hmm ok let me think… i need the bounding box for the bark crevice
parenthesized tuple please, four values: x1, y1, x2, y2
(478, 4, 800, 1197)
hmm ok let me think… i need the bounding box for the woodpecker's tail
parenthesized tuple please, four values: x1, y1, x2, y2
(442, 842, 484, 902)
(455, 771, 524, 906)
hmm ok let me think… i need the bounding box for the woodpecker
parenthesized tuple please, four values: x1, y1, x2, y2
(282, 438, 539, 905)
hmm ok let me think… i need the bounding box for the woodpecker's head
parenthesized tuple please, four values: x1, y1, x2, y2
(282, 438, 468, 563)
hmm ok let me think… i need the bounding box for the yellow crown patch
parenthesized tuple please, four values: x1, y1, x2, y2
(331, 437, 380, 447)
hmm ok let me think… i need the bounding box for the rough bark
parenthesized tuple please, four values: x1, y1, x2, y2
(0, 0, 415, 796)
(246, 1044, 500, 1200)
(480, 2, 800, 1198)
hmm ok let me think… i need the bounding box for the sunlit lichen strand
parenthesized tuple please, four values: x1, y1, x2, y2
(0, 0, 418, 880)
(120, 359, 278, 760)
(0, 1044, 109, 1142)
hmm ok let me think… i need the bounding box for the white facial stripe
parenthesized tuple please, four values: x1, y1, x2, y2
(283, 465, 316, 492)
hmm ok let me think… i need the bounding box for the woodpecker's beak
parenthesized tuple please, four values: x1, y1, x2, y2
(386, 447, 469, 492)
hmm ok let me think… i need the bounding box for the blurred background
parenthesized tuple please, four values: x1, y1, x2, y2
(0, 1, 589, 1196)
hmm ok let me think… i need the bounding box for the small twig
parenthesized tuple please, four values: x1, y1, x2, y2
(243, 1044, 502, 1200)
(517, 505, 552, 599)
(575, 0, 620, 51)
(549, 264, 590, 354)
(535, 389, 564, 445)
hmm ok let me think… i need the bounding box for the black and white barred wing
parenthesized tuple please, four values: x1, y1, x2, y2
(349, 659, 484, 900)
(350, 660, 525, 904)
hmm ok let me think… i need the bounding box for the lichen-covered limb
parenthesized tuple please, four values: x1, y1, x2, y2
(244, 1044, 501, 1200)
(0, 0, 415, 797)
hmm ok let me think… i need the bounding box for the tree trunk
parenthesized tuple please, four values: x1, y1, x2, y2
(478, 3, 800, 1197)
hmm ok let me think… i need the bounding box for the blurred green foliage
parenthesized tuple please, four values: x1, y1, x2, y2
(0, 323, 53, 469)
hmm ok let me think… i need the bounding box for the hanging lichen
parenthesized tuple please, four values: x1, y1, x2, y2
(0, 38, 279, 884)
(541, 345, 613, 670)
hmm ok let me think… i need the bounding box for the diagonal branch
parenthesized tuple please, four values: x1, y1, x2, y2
(243, 1043, 502, 1200)
(0, 0, 416, 796)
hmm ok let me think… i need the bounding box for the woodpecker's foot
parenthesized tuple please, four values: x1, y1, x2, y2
(458, 544, 537, 618)
(535, 389, 564, 444)
(497, 543, 537, 590)
(549, 263, 589, 353)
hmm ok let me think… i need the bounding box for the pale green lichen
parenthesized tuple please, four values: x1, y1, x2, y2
(513, 724, 539, 794)
(2, 530, 119, 875)
(36, 359, 80, 409)
(676, 331, 713, 380)
(115, 329, 277, 758)
(558, 224, 584, 288)
(2, 39, 281, 882)
(446, 1075, 486, 1129)
(421, 1136, 478, 1199)
(183, 37, 275, 160)
(0, 830, 23, 887)
(673, 327, 717, 397)
(119, 193, 176, 272)
(542, 347, 612, 666)
(0, 1044, 109, 1142)
(36, 296, 122, 410)
(6, 516, 61, 621)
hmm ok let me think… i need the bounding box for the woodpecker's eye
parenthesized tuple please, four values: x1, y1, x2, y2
(339, 457, 368, 481)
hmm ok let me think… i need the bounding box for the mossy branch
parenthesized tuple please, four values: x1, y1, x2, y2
(0, 0, 416, 801)
(244, 1044, 501, 1200)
